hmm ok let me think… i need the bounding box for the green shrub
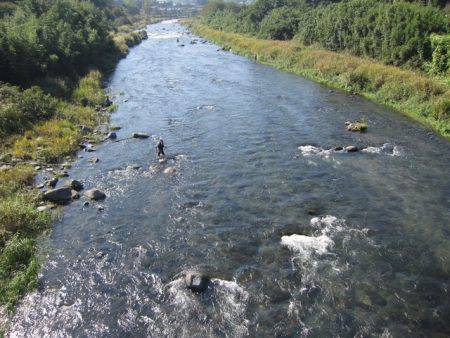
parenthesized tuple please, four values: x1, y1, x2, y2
(0, 235, 39, 307)
(0, 165, 35, 198)
(72, 70, 106, 107)
(259, 7, 302, 40)
(0, 194, 50, 245)
(0, 84, 57, 138)
(431, 34, 450, 75)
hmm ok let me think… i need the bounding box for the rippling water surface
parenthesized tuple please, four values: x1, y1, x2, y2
(7, 20, 450, 337)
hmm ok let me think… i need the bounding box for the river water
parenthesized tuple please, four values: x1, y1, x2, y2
(7, 20, 450, 337)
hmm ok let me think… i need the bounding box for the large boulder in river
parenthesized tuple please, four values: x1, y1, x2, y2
(132, 132, 150, 139)
(43, 187, 72, 204)
(185, 271, 210, 293)
(84, 188, 106, 201)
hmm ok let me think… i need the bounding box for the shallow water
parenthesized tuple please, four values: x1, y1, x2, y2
(7, 21, 450, 337)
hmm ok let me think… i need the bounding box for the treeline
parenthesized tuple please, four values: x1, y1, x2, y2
(201, 0, 449, 73)
(0, 0, 148, 84)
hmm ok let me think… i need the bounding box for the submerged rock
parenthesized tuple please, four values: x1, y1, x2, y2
(132, 132, 150, 139)
(163, 167, 176, 174)
(89, 157, 100, 164)
(184, 271, 210, 293)
(43, 187, 72, 204)
(84, 188, 106, 201)
(127, 164, 141, 170)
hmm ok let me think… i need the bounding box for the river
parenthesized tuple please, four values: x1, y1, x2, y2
(7, 20, 450, 337)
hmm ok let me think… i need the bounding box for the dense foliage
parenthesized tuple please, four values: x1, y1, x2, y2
(0, 0, 115, 83)
(296, 0, 449, 69)
(201, 0, 450, 72)
(0, 84, 57, 138)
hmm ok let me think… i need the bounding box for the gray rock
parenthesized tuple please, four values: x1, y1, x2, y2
(334, 146, 343, 151)
(107, 132, 117, 140)
(184, 271, 210, 293)
(127, 164, 141, 170)
(71, 190, 80, 200)
(43, 187, 72, 204)
(67, 179, 84, 191)
(89, 157, 100, 163)
(46, 177, 58, 188)
(132, 132, 150, 139)
(84, 188, 106, 201)
(345, 146, 359, 153)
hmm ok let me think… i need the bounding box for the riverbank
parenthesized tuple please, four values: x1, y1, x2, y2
(186, 22, 450, 140)
(0, 26, 148, 317)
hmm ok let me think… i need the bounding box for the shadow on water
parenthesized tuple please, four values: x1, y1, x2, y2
(7, 20, 450, 337)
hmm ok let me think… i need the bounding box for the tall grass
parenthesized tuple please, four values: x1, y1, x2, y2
(0, 165, 51, 309)
(189, 22, 450, 139)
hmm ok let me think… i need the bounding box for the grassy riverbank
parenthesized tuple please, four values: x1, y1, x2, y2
(188, 22, 450, 139)
(0, 27, 148, 317)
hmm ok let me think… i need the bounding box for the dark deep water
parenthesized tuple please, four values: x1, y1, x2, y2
(7, 20, 450, 337)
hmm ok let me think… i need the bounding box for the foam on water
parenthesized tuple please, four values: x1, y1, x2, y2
(361, 143, 403, 156)
(281, 234, 333, 257)
(281, 216, 345, 258)
(165, 277, 250, 337)
(298, 145, 335, 158)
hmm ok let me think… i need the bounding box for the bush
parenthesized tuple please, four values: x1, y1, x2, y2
(0, 194, 50, 243)
(0, 235, 39, 307)
(0, 84, 57, 138)
(431, 34, 450, 75)
(72, 70, 106, 107)
(259, 7, 302, 40)
(0, 165, 35, 198)
(12, 119, 82, 162)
